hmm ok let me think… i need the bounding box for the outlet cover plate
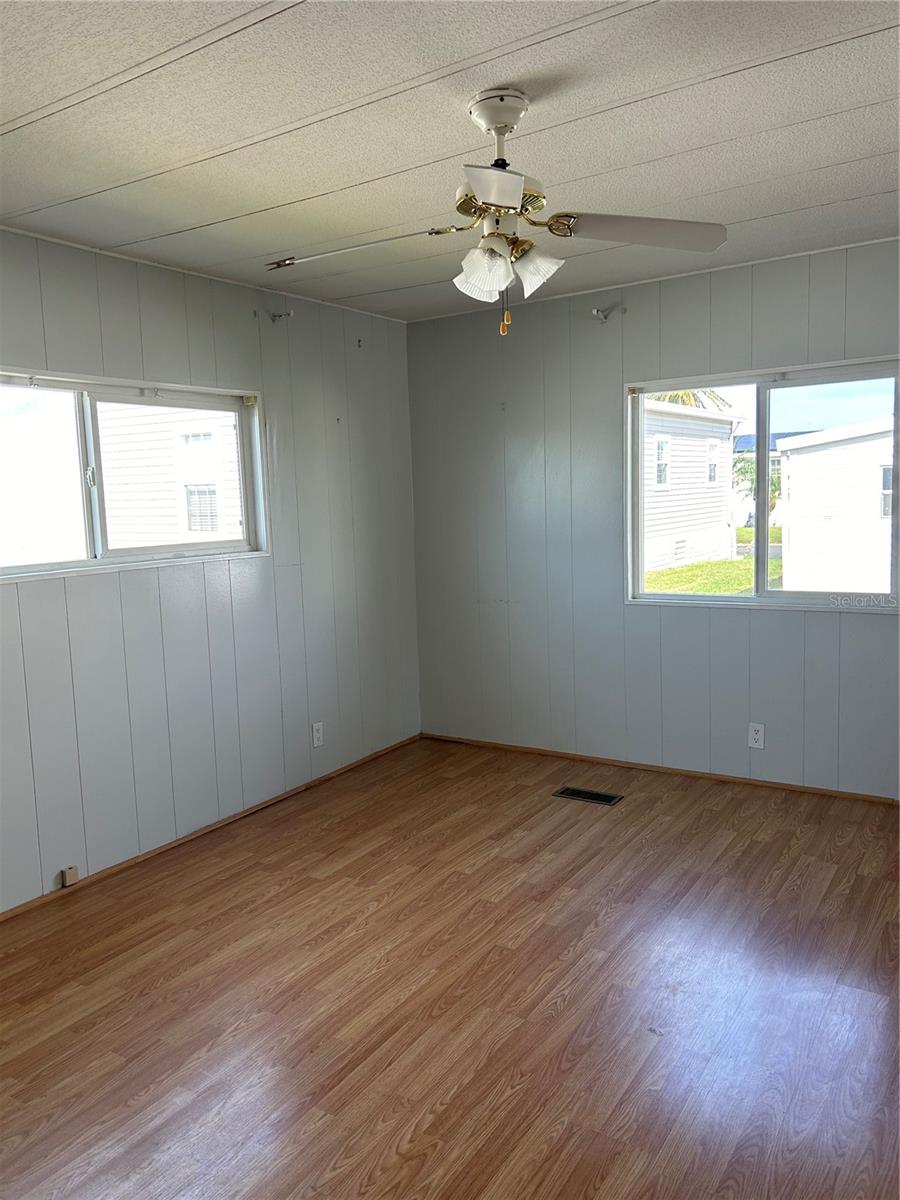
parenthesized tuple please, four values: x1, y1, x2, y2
(312, 721, 324, 749)
(748, 722, 765, 750)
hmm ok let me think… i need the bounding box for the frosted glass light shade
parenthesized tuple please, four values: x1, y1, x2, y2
(513, 247, 564, 298)
(460, 245, 515, 292)
(452, 272, 499, 302)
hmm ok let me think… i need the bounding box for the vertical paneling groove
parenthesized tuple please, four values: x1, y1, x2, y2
(65, 573, 140, 872)
(0, 585, 42, 909)
(120, 568, 177, 852)
(17, 579, 88, 889)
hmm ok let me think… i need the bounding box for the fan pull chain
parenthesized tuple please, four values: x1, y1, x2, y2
(499, 289, 511, 336)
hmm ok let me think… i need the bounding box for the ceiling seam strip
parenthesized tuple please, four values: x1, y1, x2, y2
(0, 2, 306, 136)
(0, 0, 657, 217)
(328, 191, 900, 302)
(204, 118, 898, 274)
(240, 152, 900, 291)
(104, 22, 900, 249)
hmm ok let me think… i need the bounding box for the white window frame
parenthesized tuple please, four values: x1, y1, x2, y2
(1, 372, 268, 579)
(626, 360, 899, 614)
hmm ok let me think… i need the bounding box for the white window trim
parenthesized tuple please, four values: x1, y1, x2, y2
(1, 370, 269, 580)
(625, 360, 900, 615)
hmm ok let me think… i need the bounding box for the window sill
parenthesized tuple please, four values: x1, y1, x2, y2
(628, 592, 899, 615)
(0, 549, 270, 586)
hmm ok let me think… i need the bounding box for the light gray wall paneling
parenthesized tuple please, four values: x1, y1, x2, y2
(230, 556, 285, 807)
(571, 292, 627, 759)
(0, 231, 420, 912)
(384, 320, 420, 741)
(17, 578, 87, 888)
(472, 309, 512, 745)
(138, 263, 190, 383)
(288, 300, 343, 776)
(660, 606, 710, 771)
(660, 273, 711, 380)
(751, 256, 810, 368)
(748, 609, 804, 784)
(38, 241, 103, 376)
(838, 613, 899, 798)
(346, 308, 389, 755)
(503, 302, 551, 748)
(158, 563, 219, 834)
(97, 256, 143, 380)
(259, 295, 301, 566)
(185, 274, 217, 387)
(845, 242, 900, 360)
(65, 572, 139, 871)
(802, 610, 840, 791)
(622, 281, 660, 383)
(408, 243, 898, 800)
(709, 607, 751, 779)
(710, 266, 751, 373)
(203, 560, 244, 818)
(0, 231, 45, 369)
(322, 306, 364, 763)
(119, 568, 177, 851)
(274, 563, 312, 791)
(0, 585, 42, 909)
(408, 316, 480, 738)
(212, 280, 261, 391)
(543, 298, 576, 751)
(624, 603, 662, 765)
(808, 249, 846, 364)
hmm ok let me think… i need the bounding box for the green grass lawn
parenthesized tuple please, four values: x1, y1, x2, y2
(644, 555, 783, 595)
(736, 525, 781, 545)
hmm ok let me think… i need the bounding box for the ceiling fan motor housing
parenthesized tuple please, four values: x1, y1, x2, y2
(468, 87, 529, 168)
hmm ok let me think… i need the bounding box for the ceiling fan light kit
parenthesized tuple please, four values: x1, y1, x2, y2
(266, 86, 727, 335)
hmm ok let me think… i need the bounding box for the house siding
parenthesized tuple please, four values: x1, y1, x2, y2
(642, 408, 733, 570)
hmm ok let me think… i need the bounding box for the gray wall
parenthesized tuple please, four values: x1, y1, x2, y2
(408, 243, 899, 799)
(0, 231, 419, 911)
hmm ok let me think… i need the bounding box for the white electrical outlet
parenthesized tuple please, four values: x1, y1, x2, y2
(748, 722, 765, 750)
(312, 721, 324, 749)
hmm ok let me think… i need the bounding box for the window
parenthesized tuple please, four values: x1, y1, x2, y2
(630, 366, 898, 607)
(0, 377, 262, 574)
(655, 436, 670, 486)
(186, 485, 218, 532)
(707, 439, 719, 483)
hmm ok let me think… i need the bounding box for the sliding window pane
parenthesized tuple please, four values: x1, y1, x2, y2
(640, 385, 756, 595)
(96, 401, 245, 550)
(0, 385, 87, 568)
(770, 377, 895, 594)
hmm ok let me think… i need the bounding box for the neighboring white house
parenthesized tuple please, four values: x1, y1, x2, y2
(96, 402, 244, 549)
(777, 417, 893, 593)
(642, 401, 735, 570)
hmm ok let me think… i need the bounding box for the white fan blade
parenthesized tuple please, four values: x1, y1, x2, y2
(463, 164, 525, 211)
(569, 212, 727, 252)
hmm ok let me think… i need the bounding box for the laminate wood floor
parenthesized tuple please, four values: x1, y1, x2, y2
(1, 738, 897, 1200)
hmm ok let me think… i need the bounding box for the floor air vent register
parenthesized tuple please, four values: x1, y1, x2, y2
(553, 786, 623, 806)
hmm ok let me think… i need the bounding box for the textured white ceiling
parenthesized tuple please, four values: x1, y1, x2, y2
(0, 0, 896, 320)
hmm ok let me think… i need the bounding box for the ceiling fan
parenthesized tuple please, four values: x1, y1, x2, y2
(267, 88, 727, 335)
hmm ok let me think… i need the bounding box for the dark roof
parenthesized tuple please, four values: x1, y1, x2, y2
(733, 432, 813, 453)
